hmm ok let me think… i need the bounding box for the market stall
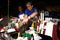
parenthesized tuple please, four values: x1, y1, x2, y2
(0, 12, 60, 40)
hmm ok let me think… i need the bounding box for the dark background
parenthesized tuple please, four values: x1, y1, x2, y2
(0, 0, 60, 18)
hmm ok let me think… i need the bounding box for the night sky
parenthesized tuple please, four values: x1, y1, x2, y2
(0, 0, 60, 18)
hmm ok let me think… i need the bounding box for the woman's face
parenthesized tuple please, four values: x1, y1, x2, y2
(26, 4, 33, 11)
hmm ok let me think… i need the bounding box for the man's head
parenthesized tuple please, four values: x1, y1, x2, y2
(26, 2, 33, 11)
(18, 6, 23, 12)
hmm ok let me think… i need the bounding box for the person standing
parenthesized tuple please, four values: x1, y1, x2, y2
(18, 6, 24, 18)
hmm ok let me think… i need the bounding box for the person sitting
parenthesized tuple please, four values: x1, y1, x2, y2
(22, 2, 38, 24)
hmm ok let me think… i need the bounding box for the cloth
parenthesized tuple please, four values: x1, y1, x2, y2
(18, 12, 24, 18)
(52, 24, 59, 40)
(45, 21, 54, 37)
(25, 7, 37, 16)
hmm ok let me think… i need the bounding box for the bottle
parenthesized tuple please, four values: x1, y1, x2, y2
(40, 10, 44, 24)
(43, 22, 47, 35)
(36, 20, 40, 33)
(15, 23, 19, 31)
(11, 21, 15, 28)
(8, 20, 12, 29)
(31, 22, 35, 28)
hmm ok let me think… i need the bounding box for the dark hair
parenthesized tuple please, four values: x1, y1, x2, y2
(18, 5, 22, 8)
(26, 2, 33, 6)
